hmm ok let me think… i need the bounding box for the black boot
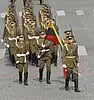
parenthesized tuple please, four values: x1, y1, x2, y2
(54, 55, 57, 66)
(40, 0, 42, 5)
(35, 54, 39, 67)
(24, 72, 28, 86)
(31, 53, 35, 66)
(46, 71, 51, 84)
(65, 76, 70, 91)
(51, 53, 54, 64)
(11, 55, 15, 65)
(35, 58, 39, 67)
(19, 72, 22, 84)
(39, 68, 43, 82)
(74, 79, 80, 92)
(28, 52, 31, 61)
(71, 72, 74, 82)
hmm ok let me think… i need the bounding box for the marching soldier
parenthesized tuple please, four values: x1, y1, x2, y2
(36, 30, 53, 84)
(27, 22, 38, 66)
(64, 30, 76, 81)
(61, 35, 80, 92)
(2, 19, 17, 65)
(15, 34, 29, 85)
(51, 19, 59, 66)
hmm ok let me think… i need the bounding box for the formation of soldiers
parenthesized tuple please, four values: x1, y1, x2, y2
(1, 0, 80, 92)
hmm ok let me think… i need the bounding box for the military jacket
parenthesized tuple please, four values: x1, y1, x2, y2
(15, 41, 29, 63)
(36, 37, 53, 59)
(62, 42, 78, 68)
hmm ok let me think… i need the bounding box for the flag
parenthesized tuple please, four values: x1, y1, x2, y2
(45, 23, 59, 44)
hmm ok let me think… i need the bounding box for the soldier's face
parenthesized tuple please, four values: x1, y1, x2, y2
(40, 32, 46, 38)
(69, 39, 74, 43)
(52, 20, 55, 25)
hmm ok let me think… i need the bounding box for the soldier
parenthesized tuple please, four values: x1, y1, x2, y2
(64, 30, 76, 81)
(27, 22, 38, 66)
(15, 34, 29, 85)
(51, 19, 59, 66)
(36, 30, 53, 84)
(2, 19, 17, 65)
(61, 36, 80, 92)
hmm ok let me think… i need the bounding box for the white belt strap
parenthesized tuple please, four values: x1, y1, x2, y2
(42, 49, 49, 52)
(17, 54, 26, 57)
(66, 56, 76, 58)
(28, 35, 39, 39)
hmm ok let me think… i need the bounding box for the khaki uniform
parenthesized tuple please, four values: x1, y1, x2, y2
(36, 36, 53, 84)
(61, 40, 80, 92)
(3, 21, 17, 64)
(15, 37, 29, 85)
(51, 25, 59, 66)
(22, 6, 38, 65)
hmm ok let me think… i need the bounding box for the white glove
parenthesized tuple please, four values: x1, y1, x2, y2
(42, 49, 45, 52)
(16, 36, 19, 39)
(22, 54, 25, 56)
(36, 36, 39, 39)
(62, 64, 67, 68)
(16, 61, 19, 64)
(1, 39, 4, 43)
(41, 44, 45, 48)
(26, 52, 29, 55)
(77, 63, 79, 66)
(6, 44, 9, 48)
(37, 55, 41, 58)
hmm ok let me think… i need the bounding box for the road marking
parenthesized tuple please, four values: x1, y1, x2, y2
(0, 13, 6, 18)
(78, 46, 87, 56)
(19, 11, 22, 17)
(0, 49, 6, 59)
(75, 10, 84, 15)
(56, 10, 66, 16)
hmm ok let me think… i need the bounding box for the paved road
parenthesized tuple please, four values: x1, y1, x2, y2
(0, 0, 94, 100)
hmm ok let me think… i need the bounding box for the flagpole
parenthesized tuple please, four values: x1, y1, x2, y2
(51, 23, 64, 49)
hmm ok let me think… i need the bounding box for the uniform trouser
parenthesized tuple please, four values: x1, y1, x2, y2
(51, 53, 57, 65)
(8, 48, 15, 64)
(17, 63, 28, 73)
(65, 67, 78, 88)
(52, 45, 58, 65)
(31, 53, 36, 64)
(17, 63, 28, 84)
(39, 58, 51, 72)
(38, 58, 51, 83)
